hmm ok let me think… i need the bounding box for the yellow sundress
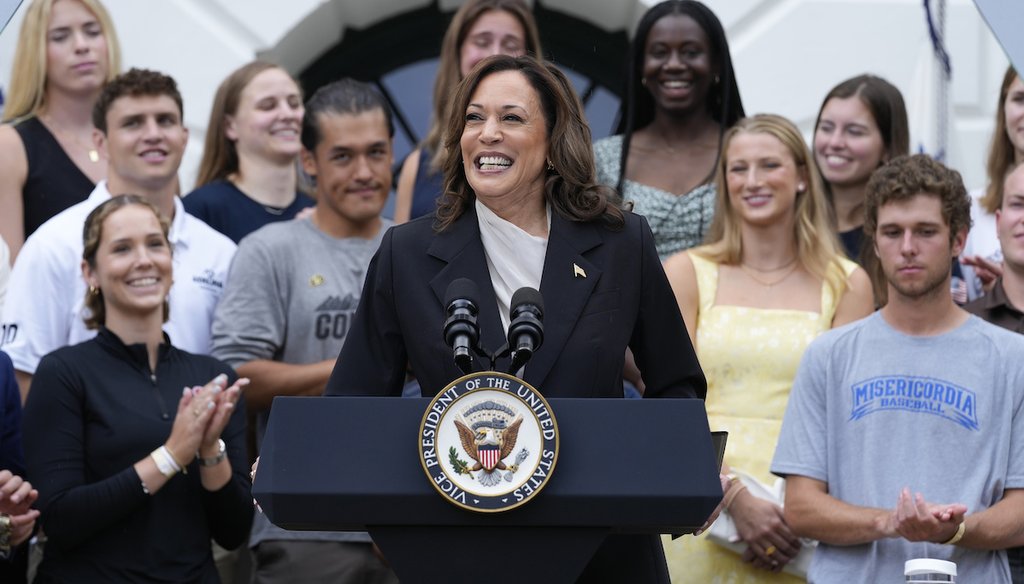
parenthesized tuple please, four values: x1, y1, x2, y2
(663, 251, 857, 583)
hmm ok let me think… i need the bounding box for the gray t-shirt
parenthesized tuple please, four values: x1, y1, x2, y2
(772, 312, 1024, 583)
(212, 216, 390, 546)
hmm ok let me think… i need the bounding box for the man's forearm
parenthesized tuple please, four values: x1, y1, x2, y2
(236, 359, 335, 412)
(785, 475, 894, 545)
(958, 490, 1024, 550)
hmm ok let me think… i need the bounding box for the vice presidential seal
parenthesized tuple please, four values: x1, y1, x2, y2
(419, 372, 559, 512)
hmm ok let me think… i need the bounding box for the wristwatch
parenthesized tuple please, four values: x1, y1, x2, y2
(197, 439, 227, 466)
(0, 514, 11, 556)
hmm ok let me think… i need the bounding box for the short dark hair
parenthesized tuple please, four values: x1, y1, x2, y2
(437, 55, 622, 231)
(864, 154, 971, 245)
(300, 78, 394, 151)
(92, 68, 183, 133)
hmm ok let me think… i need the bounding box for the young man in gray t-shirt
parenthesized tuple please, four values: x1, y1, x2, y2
(212, 79, 398, 584)
(772, 155, 1024, 583)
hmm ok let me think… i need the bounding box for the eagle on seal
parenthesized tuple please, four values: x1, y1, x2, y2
(455, 415, 523, 477)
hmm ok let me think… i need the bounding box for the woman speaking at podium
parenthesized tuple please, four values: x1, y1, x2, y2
(325, 55, 707, 583)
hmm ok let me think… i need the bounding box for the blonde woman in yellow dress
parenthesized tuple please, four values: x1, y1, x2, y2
(663, 114, 873, 582)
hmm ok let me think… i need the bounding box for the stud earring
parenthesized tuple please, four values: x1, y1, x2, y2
(88, 286, 98, 296)
(797, 182, 806, 193)
(714, 75, 721, 85)
(641, 78, 648, 87)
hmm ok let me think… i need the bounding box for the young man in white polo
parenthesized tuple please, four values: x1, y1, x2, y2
(1, 68, 236, 401)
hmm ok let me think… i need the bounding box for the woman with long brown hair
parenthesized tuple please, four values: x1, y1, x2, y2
(393, 0, 541, 224)
(184, 61, 313, 243)
(960, 65, 1022, 299)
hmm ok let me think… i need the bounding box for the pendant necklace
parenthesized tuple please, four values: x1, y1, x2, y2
(42, 114, 100, 163)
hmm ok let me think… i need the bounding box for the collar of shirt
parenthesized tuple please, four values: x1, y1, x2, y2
(90, 180, 189, 252)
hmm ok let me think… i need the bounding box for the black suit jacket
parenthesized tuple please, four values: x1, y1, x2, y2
(325, 205, 706, 583)
(326, 205, 705, 400)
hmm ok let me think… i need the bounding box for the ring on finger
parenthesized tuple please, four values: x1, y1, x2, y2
(764, 545, 777, 557)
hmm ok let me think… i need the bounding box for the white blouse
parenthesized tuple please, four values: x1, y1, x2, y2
(475, 199, 550, 333)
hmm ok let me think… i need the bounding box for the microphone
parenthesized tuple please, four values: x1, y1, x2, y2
(507, 287, 544, 374)
(443, 278, 481, 375)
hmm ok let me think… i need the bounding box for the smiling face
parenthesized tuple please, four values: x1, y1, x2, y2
(83, 204, 172, 325)
(45, 0, 109, 96)
(98, 94, 188, 193)
(814, 96, 887, 189)
(301, 109, 392, 235)
(875, 193, 964, 301)
(725, 130, 805, 228)
(1004, 75, 1024, 164)
(459, 9, 526, 78)
(226, 67, 304, 165)
(998, 166, 1024, 272)
(641, 13, 714, 116)
(460, 70, 548, 211)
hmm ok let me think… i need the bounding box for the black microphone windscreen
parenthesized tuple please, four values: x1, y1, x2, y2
(445, 278, 480, 307)
(510, 287, 544, 314)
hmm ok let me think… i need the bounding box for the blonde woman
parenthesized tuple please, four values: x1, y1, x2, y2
(662, 114, 873, 582)
(0, 0, 120, 259)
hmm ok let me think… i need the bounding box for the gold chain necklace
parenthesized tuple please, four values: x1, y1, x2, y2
(739, 259, 799, 288)
(41, 114, 100, 163)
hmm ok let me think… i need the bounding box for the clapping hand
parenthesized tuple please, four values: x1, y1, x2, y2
(0, 470, 40, 547)
(166, 374, 249, 466)
(886, 487, 966, 543)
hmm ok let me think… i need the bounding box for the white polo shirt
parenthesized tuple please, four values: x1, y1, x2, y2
(0, 237, 10, 316)
(1, 181, 237, 374)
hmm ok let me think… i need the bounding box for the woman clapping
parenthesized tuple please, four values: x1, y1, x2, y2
(23, 195, 252, 584)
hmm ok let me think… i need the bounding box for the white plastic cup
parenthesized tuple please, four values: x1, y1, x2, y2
(905, 558, 957, 582)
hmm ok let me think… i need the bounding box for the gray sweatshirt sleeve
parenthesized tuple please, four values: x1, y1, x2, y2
(211, 235, 286, 368)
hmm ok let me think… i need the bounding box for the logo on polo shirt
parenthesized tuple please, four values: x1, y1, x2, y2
(192, 269, 225, 292)
(849, 375, 979, 431)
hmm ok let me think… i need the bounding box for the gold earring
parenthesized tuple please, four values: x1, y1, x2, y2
(88, 286, 98, 296)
